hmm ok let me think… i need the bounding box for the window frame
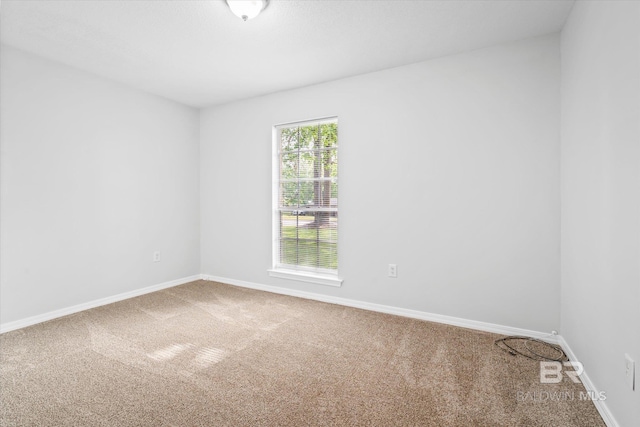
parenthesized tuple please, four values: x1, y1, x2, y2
(268, 117, 343, 287)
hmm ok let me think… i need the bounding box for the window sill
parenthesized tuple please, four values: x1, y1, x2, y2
(268, 269, 343, 287)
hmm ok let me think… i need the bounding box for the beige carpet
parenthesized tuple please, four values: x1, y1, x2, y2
(1, 280, 605, 426)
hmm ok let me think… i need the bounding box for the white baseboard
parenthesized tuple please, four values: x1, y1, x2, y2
(0, 275, 202, 334)
(558, 336, 619, 427)
(202, 274, 559, 343)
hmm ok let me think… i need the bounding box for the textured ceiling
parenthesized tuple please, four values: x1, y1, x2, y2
(0, 0, 575, 108)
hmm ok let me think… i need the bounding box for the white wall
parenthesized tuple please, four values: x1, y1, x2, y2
(0, 46, 200, 325)
(200, 35, 561, 333)
(561, 2, 640, 426)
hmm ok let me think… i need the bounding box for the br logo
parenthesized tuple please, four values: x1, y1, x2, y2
(540, 361, 583, 383)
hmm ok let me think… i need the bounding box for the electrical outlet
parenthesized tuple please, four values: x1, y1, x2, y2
(153, 251, 161, 262)
(388, 264, 397, 278)
(625, 354, 635, 390)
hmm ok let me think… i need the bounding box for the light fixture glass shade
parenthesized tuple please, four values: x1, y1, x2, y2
(226, 0, 268, 21)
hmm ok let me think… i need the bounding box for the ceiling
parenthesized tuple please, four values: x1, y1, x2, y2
(0, 0, 575, 108)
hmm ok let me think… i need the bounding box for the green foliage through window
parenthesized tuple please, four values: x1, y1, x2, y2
(275, 119, 338, 272)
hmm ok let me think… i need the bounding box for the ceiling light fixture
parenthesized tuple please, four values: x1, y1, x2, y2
(225, 0, 268, 22)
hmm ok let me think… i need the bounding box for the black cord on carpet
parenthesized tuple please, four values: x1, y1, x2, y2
(494, 336, 567, 361)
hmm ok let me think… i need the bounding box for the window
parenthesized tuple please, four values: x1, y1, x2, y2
(269, 117, 342, 287)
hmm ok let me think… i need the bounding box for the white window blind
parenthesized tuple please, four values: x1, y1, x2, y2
(271, 118, 339, 282)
